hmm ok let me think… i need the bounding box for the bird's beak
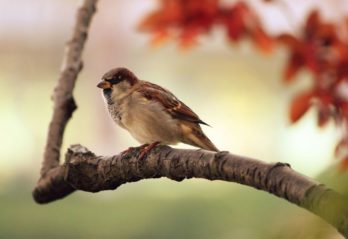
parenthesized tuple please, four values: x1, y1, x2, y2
(97, 80, 111, 89)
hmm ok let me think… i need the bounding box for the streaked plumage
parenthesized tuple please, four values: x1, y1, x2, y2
(97, 67, 218, 152)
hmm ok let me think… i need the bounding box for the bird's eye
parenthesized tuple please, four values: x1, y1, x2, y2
(107, 75, 123, 85)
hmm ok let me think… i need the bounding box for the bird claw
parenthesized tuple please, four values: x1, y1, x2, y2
(138, 142, 160, 160)
(120, 145, 146, 157)
(120, 142, 160, 159)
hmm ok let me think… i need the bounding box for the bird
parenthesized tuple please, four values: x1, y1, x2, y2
(97, 67, 218, 156)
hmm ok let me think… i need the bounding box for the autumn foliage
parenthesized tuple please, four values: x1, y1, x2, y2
(140, 0, 348, 169)
(139, 0, 273, 51)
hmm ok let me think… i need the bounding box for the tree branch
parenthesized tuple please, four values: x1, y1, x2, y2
(33, 144, 348, 237)
(35, 0, 98, 198)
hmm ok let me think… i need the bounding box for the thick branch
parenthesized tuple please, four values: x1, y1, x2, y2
(33, 144, 348, 238)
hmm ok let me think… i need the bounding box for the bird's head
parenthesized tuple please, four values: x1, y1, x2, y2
(97, 67, 138, 104)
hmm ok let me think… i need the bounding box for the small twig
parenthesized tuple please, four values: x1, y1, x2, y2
(41, 0, 98, 176)
(34, 0, 98, 199)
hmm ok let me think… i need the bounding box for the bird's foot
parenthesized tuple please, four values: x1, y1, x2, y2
(138, 142, 160, 160)
(121, 145, 146, 157)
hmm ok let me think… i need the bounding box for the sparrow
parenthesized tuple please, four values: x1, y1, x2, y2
(97, 67, 218, 155)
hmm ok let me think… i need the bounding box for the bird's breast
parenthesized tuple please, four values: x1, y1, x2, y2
(106, 93, 182, 145)
(107, 103, 125, 128)
(123, 95, 182, 144)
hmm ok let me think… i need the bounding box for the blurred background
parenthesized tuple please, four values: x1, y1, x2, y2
(1, 0, 348, 238)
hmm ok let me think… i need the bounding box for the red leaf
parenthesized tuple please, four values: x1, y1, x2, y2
(319, 93, 332, 105)
(284, 52, 304, 82)
(251, 27, 274, 53)
(149, 30, 169, 46)
(317, 104, 331, 127)
(138, 0, 182, 31)
(223, 7, 245, 41)
(180, 26, 200, 49)
(303, 43, 319, 73)
(340, 102, 348, 119)
(138, 12, 162, 31)
(290, 91, 314, 123)
(186, 0, 219, 16)
(277, 34, 300, 48)
(305, 10, 320, 40)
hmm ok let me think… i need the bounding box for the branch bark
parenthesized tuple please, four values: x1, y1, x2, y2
(35, 0, 98, 199)
(33, 144, 348, 237)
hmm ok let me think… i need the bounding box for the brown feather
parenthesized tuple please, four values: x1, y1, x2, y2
(138, 81, 209, 125)
(180, 122, 219, 152)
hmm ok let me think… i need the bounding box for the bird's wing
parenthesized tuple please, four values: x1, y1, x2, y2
(138, 81, 209, 126)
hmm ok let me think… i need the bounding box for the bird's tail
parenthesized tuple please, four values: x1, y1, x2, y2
(183, 125, 219, 152)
